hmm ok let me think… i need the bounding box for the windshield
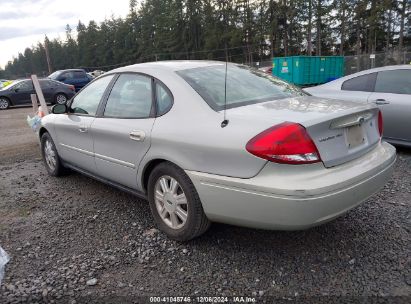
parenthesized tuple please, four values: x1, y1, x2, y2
(48, 71, 62, 79)
(176, 64, 306, 111)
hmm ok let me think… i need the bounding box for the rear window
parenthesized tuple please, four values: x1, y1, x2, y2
(176, 64, 306, 110)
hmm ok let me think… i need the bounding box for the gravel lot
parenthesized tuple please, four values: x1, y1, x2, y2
(0, 108, 410, 303)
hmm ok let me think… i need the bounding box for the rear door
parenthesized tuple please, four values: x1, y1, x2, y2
(39, 80, 53, 103)
(53, 75, 114, 173)
(367, 69, 411, 142)
(73, 71, 90, 90)
(91, 73, 156, 190)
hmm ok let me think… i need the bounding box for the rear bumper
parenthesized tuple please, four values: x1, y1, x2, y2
(186, 142, 396, 230)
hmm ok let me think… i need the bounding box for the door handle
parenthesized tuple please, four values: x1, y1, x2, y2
(374, 99, 390, 105)
(129, 130, 145, 141)
(78, 126, 88, 133)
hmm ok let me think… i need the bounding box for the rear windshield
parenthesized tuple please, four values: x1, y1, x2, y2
(176, 64, 306, 110)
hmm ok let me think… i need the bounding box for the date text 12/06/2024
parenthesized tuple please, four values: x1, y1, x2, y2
(149, 296, 257, 303)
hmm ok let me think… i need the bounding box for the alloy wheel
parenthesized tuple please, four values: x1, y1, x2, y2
(56, 94, 67, 105)
(154, 175, 188, 229)
(0, 98, 9, 109)
(44, 140, 57, 171)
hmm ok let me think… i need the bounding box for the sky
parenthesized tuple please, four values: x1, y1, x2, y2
(0, 0, 131, 69)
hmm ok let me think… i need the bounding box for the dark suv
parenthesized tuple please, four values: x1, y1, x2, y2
(48, 69, 92, 92)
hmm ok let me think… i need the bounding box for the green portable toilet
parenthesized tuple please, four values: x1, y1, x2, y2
(272, 56, 344, 86)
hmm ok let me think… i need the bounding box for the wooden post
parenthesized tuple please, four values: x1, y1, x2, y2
(30, 94, 39, 114)
(31, 75, 49, 115)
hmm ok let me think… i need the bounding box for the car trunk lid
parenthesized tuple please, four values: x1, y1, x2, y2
(227, 96, 381, 168)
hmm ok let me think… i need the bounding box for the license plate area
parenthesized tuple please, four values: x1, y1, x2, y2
(345, 125, 365, 149)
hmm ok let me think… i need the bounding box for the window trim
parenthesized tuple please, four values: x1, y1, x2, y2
(67, 74, 116, 117)
(96, 72, 174, 120)
(341, 72, 377, 92)
(153, 78, 174, 117)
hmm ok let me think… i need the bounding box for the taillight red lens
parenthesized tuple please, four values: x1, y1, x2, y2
(68, 85, 75, 91)
(246, 122, 321, 164)
(378, 111, 383, 137)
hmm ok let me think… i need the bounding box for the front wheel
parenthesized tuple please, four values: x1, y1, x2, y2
(0, 97, 10, 110)
(41, 133, 67, 176)
(55, 93, 67, 105)
(147, 162, 210, 241)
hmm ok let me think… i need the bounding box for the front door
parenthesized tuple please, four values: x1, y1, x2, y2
(92, 73, 155, 190)
(53, 75, 115, 173)
(12, 80, 34, 105)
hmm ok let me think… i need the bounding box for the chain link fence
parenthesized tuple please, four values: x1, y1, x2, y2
(344, 51, 411, 75)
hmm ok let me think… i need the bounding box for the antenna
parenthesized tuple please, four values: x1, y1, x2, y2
(221, 60, 229, 128)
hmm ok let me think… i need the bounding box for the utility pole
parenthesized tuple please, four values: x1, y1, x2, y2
(44, 36, 52, 74)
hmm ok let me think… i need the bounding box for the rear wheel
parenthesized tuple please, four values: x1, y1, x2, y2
(55, 93, 67, 105)
(0, 97, 10, 110)
(41, 132, 67, 176)
(147, 162, 210, 241)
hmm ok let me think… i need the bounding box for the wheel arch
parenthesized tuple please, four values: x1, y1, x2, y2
(38, 127, 49, 140)
(141, 158, 168, 193)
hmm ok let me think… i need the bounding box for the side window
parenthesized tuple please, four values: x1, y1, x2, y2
(70, 75, 114, 116)
(155, 82, 173, 116)
(341, 73, 376, 92)
(15, 80, 33, 91)
(375, 70, 411, 94)
(104, 74, 153, 118)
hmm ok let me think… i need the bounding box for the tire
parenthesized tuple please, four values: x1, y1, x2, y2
(147, 162, 210, 241)
(0, 97, 10, 110)
(54, 93, 67, 105)
(41, 132, 67, 176)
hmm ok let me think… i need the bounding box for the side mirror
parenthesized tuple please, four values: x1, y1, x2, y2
(51, 104, 68, 114)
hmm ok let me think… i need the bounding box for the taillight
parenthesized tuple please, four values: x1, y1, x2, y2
(68, 85, 75, 91)
(378, 111, 383, 138)
(246, 122, 321, 164)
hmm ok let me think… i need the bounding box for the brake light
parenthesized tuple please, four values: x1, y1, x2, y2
(246, 122, 321, 164)
(378, 111, 383, 137)
(68, 85, 75, 91)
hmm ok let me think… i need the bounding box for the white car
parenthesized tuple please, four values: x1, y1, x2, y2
(304, 65, 411, 147)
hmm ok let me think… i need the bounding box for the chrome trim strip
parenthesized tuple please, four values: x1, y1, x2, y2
(94, 152, 136, 169)
(60, 143, 135, 169)
(60, 143, 94, 156)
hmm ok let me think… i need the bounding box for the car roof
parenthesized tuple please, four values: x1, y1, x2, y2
(110, 60, 226, 74)
(344, 64, 411, 77)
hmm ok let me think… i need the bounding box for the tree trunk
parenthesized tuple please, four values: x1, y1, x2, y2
(339, 0, 346, 56)
(316, 0, 322, 56)
(399, 0, 407, 51)
(307, 0, 312, 55)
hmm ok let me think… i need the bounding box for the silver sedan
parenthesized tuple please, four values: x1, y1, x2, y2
(304, 65, 411, 147)
(39, 61, 396, 241)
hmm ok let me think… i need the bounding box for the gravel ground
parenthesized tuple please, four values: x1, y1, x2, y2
(0, 108, 410, 303)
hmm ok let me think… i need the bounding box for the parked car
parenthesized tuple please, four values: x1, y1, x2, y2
(304, 65, 411, 147)
(48, 69, 93, 92)
(0, 79, 75, 110)
(0, 79, 12, 88)
(38, 61, 396, 241)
